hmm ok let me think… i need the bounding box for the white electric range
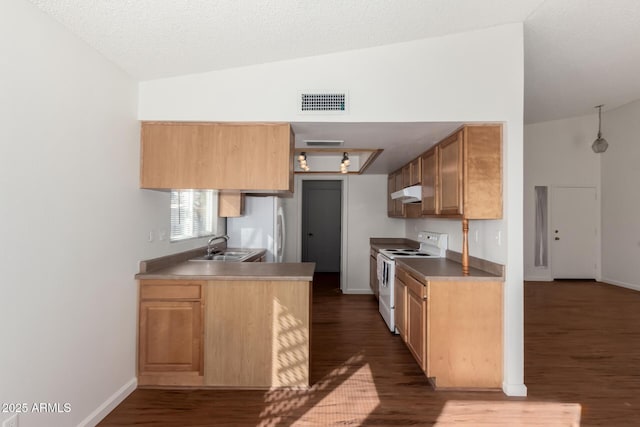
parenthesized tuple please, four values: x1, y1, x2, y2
(377, 231, 448, 333)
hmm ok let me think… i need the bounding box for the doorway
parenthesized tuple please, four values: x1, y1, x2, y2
(550, 186, 598, 279)
(301, 180, 342, 273)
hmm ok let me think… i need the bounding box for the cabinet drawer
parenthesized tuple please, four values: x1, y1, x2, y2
(140, 281, 203, 301)
(397, 268, 427, 299)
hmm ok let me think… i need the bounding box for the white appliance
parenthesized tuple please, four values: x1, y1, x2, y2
(377, 231, 448, 333)
(227, 196, 285, 262)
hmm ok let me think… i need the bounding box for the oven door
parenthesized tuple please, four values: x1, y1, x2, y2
(377, 254, 396, 333)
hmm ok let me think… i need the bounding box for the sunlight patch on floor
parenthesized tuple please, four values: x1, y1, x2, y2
(435, 400, 581, 426)
(295, 362, 380, 425)
(258, 354, 379, 426)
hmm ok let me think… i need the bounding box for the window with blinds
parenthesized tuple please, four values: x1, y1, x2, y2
(170, 190, 216, 242)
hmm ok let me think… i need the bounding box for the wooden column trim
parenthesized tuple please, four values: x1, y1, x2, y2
(462, 219, 469, 275)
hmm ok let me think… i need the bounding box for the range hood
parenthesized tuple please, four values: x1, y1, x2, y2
(391, 185, 422, 204)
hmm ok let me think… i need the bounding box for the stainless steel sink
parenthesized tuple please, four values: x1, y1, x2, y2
(189, 249, 259, 262)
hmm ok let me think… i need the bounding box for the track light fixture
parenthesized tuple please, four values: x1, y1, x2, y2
(298, 152, 309, 171)
(340, 152, 350, 174)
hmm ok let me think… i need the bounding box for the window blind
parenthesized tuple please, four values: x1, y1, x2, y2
(170, 190, 216, 242)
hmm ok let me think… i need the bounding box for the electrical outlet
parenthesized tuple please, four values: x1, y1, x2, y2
(496, 231, 502, 246)
(474, 230, 479, 242)
(148, 230, 154, 243)
(3, 413, 18, 427)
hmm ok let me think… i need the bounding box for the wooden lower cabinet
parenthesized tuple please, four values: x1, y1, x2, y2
(394, 276, 406, 339)
(138, 278, 311, 388)
(138, 280, 205, 386)
(395, 267, 503, 389)
(406, 285, 426, 371)
(397, 267, 427, 372)
(204, 280, 310, 388)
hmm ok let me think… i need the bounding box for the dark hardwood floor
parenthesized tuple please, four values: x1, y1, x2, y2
(99, 275, 640, 426)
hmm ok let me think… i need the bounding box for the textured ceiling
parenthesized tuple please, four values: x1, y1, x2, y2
(524, 0, 640, 123)
(28, 0, 542, 79)
(27, 0, 640, 126)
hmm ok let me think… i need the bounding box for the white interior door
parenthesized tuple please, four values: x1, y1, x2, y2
(551, 186, 598, 279)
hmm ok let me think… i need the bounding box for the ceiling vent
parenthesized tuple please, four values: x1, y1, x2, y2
(299, 92, 348, 114)
(304, 140, 344, 147)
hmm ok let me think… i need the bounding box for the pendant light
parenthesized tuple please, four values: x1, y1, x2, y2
(592, 105, 609, 153)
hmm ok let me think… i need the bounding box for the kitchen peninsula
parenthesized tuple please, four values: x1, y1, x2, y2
(135, 249, 315, 389)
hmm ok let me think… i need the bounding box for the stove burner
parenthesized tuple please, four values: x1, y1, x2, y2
(381, 249, 435, 258)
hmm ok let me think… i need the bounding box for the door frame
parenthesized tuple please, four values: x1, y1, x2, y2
(549, 185, 601, 281)
(294, 175, 349, 292)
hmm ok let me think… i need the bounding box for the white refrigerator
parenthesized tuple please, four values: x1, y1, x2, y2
(227, 196, 285, 262)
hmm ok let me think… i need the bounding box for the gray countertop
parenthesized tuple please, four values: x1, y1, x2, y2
(136, 261, 316, 281)
(136, 247, 315, 281)
(396, 257, 503, 282)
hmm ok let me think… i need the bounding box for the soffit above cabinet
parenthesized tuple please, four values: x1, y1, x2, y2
(291, 122, 463, 174)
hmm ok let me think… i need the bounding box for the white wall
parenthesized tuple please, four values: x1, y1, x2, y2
(523, 115, 601, 281)
(600, 99, 640, 290)
(0, 2, 212, 426)
(139, 23, 526, 395)
(345, 175, 407, 293)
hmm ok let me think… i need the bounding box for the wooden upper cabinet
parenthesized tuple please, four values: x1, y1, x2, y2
(420, 147, 438, 215)
(140, 122, 294, 192)
(218, 192, 244, 218)
(438, 131, 464, 216)
(462, 125, 502, 219)
(393, 170, 405, 217)
(387, 174, 395, 217)
(387, 124, 502, 220)
(436, 125, 502, 219)
(401, 158, 421, 188)
(402, 164, 411, 188)
(409, 157, 421, 186)
(387, 170, 406, 218)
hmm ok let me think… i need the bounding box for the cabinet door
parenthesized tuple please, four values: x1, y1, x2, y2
(409, 158, 421, 186)
(393, 171, 404, 217)
(139, 300, 203, 374)
(141, 122, 293, 191)
(218, 192, 245, 217)
(406, 288, 426, 371)
(395, 277, 407, 339)
(420, 147, 438, 215)
(438, 131, 463, 216)
(387, 174, 395, 217)
(402, 164, 411, 188)
(369, 255, 379, 299)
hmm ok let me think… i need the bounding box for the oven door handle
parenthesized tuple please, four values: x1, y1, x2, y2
(383, 262, 389, 287)
(382, 262, 386, 287)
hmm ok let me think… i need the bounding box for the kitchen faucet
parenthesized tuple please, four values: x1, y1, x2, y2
(207, 234, 229, 255)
